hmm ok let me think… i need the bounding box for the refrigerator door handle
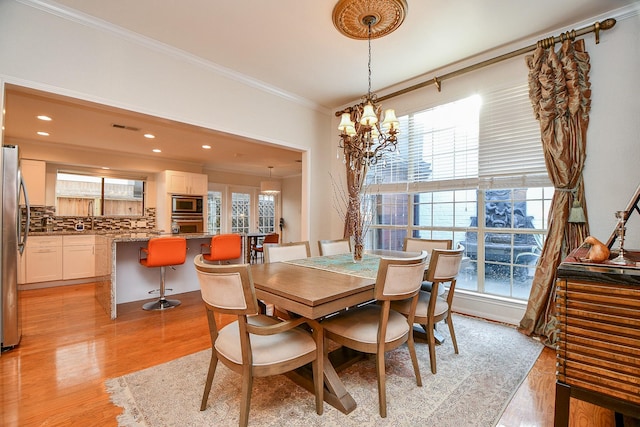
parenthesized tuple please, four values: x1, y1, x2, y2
(18, 172, 30, 255)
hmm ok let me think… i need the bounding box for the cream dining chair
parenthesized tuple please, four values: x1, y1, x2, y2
(194, 255, 323, 427)
(320, 251, 428, 418)
(318, 238, 351, 256)
(403, 236, 452, 292)
(403, 237, 452, 253)
(391, 246, 465, 374)
(264, 241, 311, 263)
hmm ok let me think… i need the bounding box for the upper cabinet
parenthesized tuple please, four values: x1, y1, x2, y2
(20, 159, 46, 206)
(163, 170, 207, 195)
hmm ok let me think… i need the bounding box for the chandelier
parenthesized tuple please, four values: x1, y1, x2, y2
(260, 166, 281, 195)
(333, 0, 407, 169)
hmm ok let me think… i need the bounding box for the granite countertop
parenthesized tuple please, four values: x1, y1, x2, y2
(110, 232, 214, 242)
(28, 230, 214, 242)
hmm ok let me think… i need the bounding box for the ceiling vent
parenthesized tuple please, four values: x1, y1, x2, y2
(111, 123, 140, 132)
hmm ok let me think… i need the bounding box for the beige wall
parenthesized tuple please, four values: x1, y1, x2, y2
(0, 0, 333, 247)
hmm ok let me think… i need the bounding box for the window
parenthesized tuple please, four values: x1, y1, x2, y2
(231, 192, 250, 234)
(207, 191, 222, 234)
(364, 85, 550, 301)
(257, 194, 276, 233)
(55, 172, 144, 216)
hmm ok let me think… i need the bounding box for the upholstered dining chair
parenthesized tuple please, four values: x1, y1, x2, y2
(318, 238, 351, 256)
(403, 237, 452, 290)
(252, 233, 279, 263)
(264, 241, 311, 263)
(321, 252, 428, 418)
(391, 246, 465, 374)
(194, 255, 323, 427)
(200, 233, 242, 264)
(403, 237, 452, 253)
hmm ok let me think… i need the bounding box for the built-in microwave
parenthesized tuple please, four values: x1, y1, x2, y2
(171, 195, 203, 214)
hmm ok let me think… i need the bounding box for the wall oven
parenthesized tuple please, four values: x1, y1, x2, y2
(171, 195, 203, 215)
(171, 215, 204, 234)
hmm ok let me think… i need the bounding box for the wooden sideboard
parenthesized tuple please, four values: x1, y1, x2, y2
(554, 248, 640, 426)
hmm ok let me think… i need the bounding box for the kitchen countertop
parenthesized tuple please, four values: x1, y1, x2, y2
(28, 230, 214, 242)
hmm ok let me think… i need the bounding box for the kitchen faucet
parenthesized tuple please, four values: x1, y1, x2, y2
(87, 200, 94, 230)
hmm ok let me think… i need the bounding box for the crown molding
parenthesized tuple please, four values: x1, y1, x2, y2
(16, 0, 330, 115)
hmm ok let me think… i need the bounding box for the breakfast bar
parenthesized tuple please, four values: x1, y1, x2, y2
(96, 232, 241, 319)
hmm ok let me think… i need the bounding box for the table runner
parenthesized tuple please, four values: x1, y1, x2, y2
(283, 253, 381, 279)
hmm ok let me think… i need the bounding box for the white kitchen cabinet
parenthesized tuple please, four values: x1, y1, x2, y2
(20, 159, 46, 206)
(164, 170, 207, 195)
(62, 235, 95, 280)
(25, 236, 63, 283)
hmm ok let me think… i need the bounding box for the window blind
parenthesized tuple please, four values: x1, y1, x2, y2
(478, 84, 549, 188)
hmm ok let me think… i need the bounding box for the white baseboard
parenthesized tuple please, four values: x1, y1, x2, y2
(451, 290, 527, 326)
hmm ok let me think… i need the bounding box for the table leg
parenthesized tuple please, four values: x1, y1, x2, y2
(285, 355, 357, 414)
(283, 322, 358, 414)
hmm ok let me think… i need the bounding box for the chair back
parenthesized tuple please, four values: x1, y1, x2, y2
(204, 233, 242, 262)
(262, 233, 280, 245)
(194, 255, 259, 315)
(426, 246, 465, 283)
(403, 237, 452, 253)
(374, 251, 428, 301)
(318, 238, 351, 256)
(264, 241, 311, 263)
(142, 237, 187, 267)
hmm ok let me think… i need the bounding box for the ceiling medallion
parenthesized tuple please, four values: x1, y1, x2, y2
(332, 0, 408, 40)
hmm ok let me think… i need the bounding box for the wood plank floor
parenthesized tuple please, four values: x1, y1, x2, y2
(0, 283, 623, 426)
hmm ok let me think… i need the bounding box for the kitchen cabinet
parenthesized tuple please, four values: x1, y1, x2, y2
(25, 236, 62, 283)
(20, 159, 46, 206)
(62, 235, 95, 280)
(164, 170, 207, 195)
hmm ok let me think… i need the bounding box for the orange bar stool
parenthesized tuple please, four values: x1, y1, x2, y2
(200, 234, 242, 264)
(139, 237, 187, 310)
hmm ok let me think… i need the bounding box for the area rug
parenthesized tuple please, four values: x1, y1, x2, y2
(105, 314, 543, 427)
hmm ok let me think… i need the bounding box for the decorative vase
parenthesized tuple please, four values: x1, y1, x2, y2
(350, 234, 364, 262)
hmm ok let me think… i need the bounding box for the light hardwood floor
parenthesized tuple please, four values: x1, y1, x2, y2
(0, 283, 621, 426)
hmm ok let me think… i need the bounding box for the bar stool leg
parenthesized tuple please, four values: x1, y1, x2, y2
(143, 266, 181, 310)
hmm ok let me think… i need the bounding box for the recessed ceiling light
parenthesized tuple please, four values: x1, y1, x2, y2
(37, 131, 49, 136)
(202, 145, 211, 149)
(37, 115, 52, 121)
(152, 149, 161, 153)
(144, 133, 155, 139)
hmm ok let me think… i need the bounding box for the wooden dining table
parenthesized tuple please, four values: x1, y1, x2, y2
(249, 251, 421, 414)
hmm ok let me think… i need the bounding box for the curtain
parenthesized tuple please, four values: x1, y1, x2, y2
(518, 39, 591, 343)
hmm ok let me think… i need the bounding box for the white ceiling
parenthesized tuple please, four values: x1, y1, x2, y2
(3, 0, 636, 178)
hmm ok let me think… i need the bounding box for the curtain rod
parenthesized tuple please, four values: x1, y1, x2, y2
(336, 18, 616, 116)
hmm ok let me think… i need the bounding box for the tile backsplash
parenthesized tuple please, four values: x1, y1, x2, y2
(25, 206, 157, 233)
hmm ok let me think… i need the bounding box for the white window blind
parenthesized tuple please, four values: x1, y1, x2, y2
(367, 85, 548, 191)
(478, 84, 549, 188)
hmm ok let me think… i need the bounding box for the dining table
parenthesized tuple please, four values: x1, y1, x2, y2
(249, 251, 421, 414)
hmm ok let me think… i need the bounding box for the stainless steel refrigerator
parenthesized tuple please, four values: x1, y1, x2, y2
(1, 145, 30, 351)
